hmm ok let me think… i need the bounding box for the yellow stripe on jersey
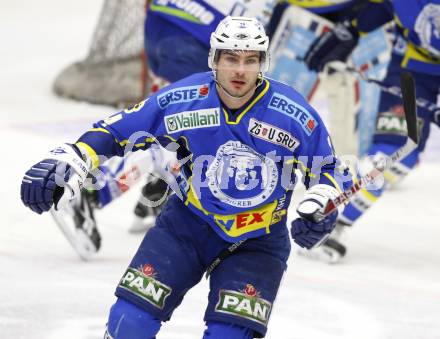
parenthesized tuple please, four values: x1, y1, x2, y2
(287, 0, 353, 9)
(223, 79, 270, 125)
(89, 127, 111, 134)
(120, 136, 160, 150)
(285, 157, 317, 178)
(75, 142, 100, 170)
(402, 42, 440, 68)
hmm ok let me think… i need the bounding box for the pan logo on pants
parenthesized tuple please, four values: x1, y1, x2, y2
(215, 285, 272, 326)
(118, 266, 172, 309)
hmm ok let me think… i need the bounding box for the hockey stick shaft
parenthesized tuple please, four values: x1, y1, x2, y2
(326, 62, 440, 116)
(322, 71, 419, 216)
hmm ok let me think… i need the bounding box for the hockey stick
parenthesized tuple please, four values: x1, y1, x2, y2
(319, 71, 419, 217)
(325, 62, 440, 117)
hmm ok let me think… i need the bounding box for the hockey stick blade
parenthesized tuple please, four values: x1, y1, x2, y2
(322, 72, 419, 216)
(400, 72, 419, 144)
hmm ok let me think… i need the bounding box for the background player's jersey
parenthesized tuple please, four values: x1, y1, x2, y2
(268, 3, 392, 155)
(80, 72, 343, 242)
(148, 0, 276, 47)
(287, 0, 356, 14)
(357, 0, 440, 74)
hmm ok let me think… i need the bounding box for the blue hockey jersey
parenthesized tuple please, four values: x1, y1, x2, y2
(356, 0, 440, 74)
(77, 72, 343, 242)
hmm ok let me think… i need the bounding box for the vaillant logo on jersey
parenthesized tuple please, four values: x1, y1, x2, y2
(268, 93, 318, 136)
(165, 108, 220, 134)
(157, 84, 209, 109)
(154, 0, 215, 25)
(248, 118, 300, 151)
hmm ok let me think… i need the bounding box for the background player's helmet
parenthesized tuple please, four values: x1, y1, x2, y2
(209, 16, 270, 73)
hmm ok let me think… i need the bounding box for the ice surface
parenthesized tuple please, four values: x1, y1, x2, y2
(1, 1, 439, 338)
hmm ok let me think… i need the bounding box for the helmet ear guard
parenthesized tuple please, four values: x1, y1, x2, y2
(208, 16, 270, 74)
(207, 49, 214, 69)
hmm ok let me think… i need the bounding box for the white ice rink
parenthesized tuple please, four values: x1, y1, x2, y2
(1, 1, 440, 338)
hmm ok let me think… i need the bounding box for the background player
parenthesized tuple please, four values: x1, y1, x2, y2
(266, 0, 392, 157)
(301, 0, 440, 263)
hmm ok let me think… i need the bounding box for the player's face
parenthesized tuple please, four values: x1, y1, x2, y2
(215, 50, 261, 98)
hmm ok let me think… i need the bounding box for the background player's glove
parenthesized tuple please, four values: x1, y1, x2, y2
(291, 184, 339, 249)
(21, 144, 90, 214)
(303, 20, 359, 72)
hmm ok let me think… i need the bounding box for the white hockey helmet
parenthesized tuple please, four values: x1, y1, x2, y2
(208, 16, 270, 73)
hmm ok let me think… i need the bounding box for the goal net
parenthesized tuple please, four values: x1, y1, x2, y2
(53, 0, 148, 107)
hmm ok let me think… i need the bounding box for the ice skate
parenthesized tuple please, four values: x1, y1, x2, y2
(128, 177, 169, 234)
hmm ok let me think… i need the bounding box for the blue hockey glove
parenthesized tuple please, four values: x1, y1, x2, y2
(291, 213, 338, 249)
(291, 184, 339, 249)
(21, 144, 90, 214)
(303, 20, 359, 72)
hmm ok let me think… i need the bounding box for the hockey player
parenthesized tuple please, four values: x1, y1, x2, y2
(21, 16, 348, 338)
(302, 0, 440, 263)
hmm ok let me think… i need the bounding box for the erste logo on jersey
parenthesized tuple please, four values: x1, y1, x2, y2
(248, 118, 300, 152)
(268, 93, 317, 135)
(157, 84, 209, 109)
(165, 108, 220, 134)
